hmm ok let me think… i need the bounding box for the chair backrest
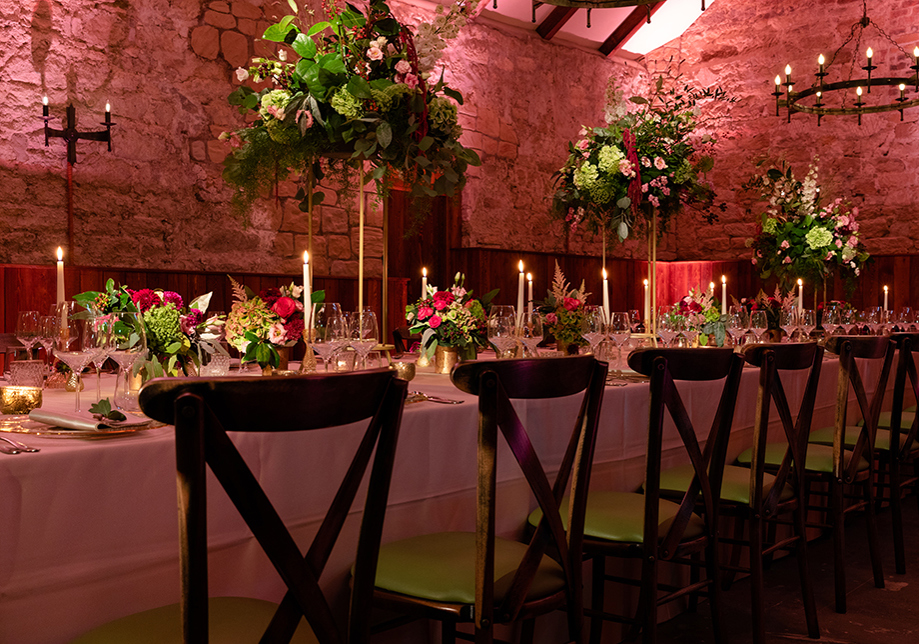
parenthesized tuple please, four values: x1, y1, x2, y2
(391, 326, 420, 356)
(449, 356, 607, 637)
(742, 342, 824, 517)
(627, 348, 744, 560)
(139, 369, 408, 644)
(824, 335, 896, 482)
(887, 333, 919, 459)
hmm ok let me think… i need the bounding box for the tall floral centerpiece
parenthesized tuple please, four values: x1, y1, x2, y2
(538, 262, 590, 354)
(745, 158, 870, 295)
(221, 0, 481, 217)
(405, 274, 496, 365)
(225, 278, 313, 373)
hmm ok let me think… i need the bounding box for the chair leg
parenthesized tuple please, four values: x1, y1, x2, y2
(890, 459, 906, 575)
(688, 552, 700, 612)
(749, 514, 765, 644)
(442, 621, 457, 644)
(864, 478, 885, 589)
(793, 498, 820, 639)
(722, 515, 745, 591)
(762, 517, 778, 570)
(705, 539, 726, 644)
(519, 619, 536, 644)
(589, 556, 605, 644)
(640, 554, 658, 644)
(830, 479, 847, 614)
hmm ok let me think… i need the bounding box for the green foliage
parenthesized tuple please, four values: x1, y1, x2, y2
(89, 398, 127, 422)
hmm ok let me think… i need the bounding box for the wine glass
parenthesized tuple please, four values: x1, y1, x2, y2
(109, 312, 148, 410)
(657, 308, 679, 347)
(628, 310, 642, 333)
(518, 312, 543, 357)
(799, 309, 817, 339)
(750, 310, 769, 343)
(16, 311, 41, 360)
(38, 315, 58, 373)
(52, 305, 93, 412)
(349, 310, 378, 370)
(726, 313, 747, 349)
(583, 308, 606, 356)
(779, 309, 798, 343)
(823, 304, 839, 337)
(311, 304, 343, 372)
(488, 312, 517, 357)
(609, 312, 631, 371)
(84, 315, 115, 403)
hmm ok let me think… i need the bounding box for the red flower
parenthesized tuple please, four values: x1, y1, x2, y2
(433, 291, 455, 305)
(283, 316, 305, 342)
(433, 298, 450, 311)
(272, 296, 298, 320)
(418, 306, 434, 320)
(563, 297, 581, 312)
(131, 289, 159, 313)
(428, 315, 442, 329)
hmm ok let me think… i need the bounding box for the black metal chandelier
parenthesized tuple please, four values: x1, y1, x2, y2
(773, 0, 919, 125)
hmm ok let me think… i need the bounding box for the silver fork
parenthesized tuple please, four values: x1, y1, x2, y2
(0, 435, 40, 453)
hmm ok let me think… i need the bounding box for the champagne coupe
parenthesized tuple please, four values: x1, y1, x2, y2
(583, 308, 606, 356)
(488, 312, 517, 357)
(16, 311, 41, 360)
(84, 314, 115, 403)
(109, 312, 147, 410)
(609, 312, 632, 372)
(349, 310, 378, 370)
(750, 310, 769, 343)
(518, 312, 543, 358)
(52, 303, 93, 412)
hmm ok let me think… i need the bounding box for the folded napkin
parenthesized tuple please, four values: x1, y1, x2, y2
(28, 409, 152, 432)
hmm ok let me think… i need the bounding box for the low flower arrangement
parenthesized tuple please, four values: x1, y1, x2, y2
(745, 158, 870, 292)
(552, 77, 729, 243)
(733, 288, 797, 332)
(405, 273, 497, 359)
(673, 287, 726, 346)
(222, 0, 481, 219)
(74, 279, 225, 377)
(225, 277, 319, 369)
(538, 262, 590, 349)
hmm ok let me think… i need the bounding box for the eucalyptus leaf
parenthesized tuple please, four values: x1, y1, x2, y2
(617, 196, 631, 209)
(377, 121, 392, 148)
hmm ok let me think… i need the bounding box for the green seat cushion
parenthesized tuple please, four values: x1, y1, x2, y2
(372, 532, 565, 606)
(70, 597, 317, 644)
(868, 411, 915, 431)
(659, 464, 793, 505)
(528, 491, 705, 544)
(809, 426, 903, 451)
(736, 443, 869, 473)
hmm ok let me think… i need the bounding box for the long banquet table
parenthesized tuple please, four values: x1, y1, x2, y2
(0, 352, 892, 643)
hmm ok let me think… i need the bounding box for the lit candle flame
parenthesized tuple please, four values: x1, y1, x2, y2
(643, 279, 648, 287)
(422, 267, 427, 277)
(518, 260, 524, 273)
(303, 251, 309, 263)
(721, 275, 726, 284)
(857, 86, 863, 96)
(775, 75, 781, 86)
(817, 91, 822, 98)
(43, 96, 48, 106)
(105, 102, 110, 112)
(785, 64, 792, 76)
(797, 278, 803, 286)
(899, 83, 906, 91)
(866, 47, 873, 59)
(884, 285, 889, 293)
(56, 247, 63, 261)
(818, 54, 825, 66)
(602, 269, 608, 280)
(915, 46, 919, 58)
(526, 272, 532, 282)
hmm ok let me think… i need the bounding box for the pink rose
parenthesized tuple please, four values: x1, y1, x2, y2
(780, 240, 790, 249)
(783, 256, 792, 264)
(433, 299, 450, 311)
(428, 315, 442, 329)
(395, 60, 412, 75)
(367, 47, 384, 61)
(835, 239, 843, 248)
(847, 236, 858, 247)
(576, 139, 590, 151)
(267, 323, 287, 345)
(618, 159, 634, 177)
(654, 156, 667, 170)
(546, 312, 558, 324)
(563, 297, 581, 312)
(433, 290, 455, 305)
(272, 296, 298, 319)
(418, 306, 434, 320)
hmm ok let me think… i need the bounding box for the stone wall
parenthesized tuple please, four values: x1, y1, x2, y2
(652, 0, 919, 261)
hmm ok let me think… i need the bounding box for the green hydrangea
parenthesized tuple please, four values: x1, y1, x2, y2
(382, 83, 416, 105)
(761, 218, 778, 235)
(597, 145, 625, 173)
(805, 226, 833, 250)
(371, 89, 393, 112)
(841, 246, 856, 262)
(259, 90, 291, 120)
(428, 96, 458, 133)
(266, 120, 300, 145)
(589, 181, 615, 205)
(225, 298, 278, 351)
(573, 162, 599, 190)
(143, 304, 183, 354)
(331, 87, 363, 120)
(673, 158, 694, 184)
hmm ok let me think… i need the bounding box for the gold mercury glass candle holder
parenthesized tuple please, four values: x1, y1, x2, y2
(391, 361, 415, 381)
(0, 386, 43, 415)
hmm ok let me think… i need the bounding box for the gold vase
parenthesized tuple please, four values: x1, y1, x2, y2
(277, 346, 291, 371)
(65, 371, 85, 392)
(434, 346, 459, 374)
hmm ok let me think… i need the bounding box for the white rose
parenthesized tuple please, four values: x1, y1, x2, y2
(235, 68, 249, 82)
(278, 49, 287, 62)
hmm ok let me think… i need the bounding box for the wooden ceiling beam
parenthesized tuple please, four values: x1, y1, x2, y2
(599, 0, 667, 57)
(537, 6, 578, 41)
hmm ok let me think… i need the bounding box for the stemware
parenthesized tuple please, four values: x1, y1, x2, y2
(583, 308, 606, 356)
(726, 312, 747, 348)
(487, 312, 517, 357)
(865, 307, 881, 335)
(52, 303, 93, 412)
(657, 308, 679, 348)
(799, 309, 817, 339)
(84, 315, 115, 403)
(16, 311, 41, 360)
(38, 315, 58, 372)
(779, 309, 798, 343)
(608, 312, 632, 371)
(311, 304, 344, 372)
(109, 312, 148, 410)
(750, 310, 769, 343)
(822, 304, 840, 337)
(628, 310, 642, 333)
(518, 312, 543, 358)
(348, 310, 378, 370)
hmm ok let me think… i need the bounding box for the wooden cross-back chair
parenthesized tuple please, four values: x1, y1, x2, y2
(73, 369, 407, 644)
(870, 332, 919, 575)
(723, 342, 824, 644)
(369, 356, 608, 644)
(805, 335, 895, 613)
(584, 348, 744, 644)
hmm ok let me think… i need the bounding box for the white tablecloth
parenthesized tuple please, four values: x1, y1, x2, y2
(0, 354, 888, 643)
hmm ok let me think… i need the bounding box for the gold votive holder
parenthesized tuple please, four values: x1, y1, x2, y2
(0, 386, 43, 415)
(391, 361, 416, 382)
